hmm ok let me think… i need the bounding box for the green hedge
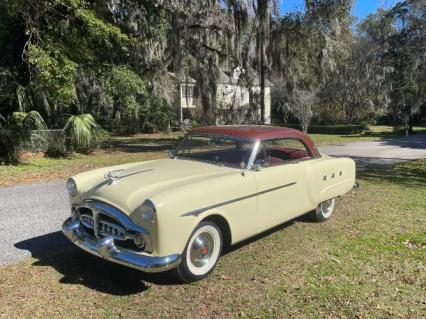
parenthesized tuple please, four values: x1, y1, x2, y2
(285, 124, 367, 135)
(18, 129, 62, 152)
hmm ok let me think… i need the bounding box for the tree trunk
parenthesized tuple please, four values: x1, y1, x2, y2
(301, 119, 308, 133)
(408, 114, 413, 134)
(260, 46, 265, 123)
(257, 0, 268, 124)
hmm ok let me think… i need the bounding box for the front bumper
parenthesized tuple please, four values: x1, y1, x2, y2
(62, 217, 181, 273)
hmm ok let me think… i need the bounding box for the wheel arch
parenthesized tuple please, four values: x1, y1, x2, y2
(201, 214, 232, 249)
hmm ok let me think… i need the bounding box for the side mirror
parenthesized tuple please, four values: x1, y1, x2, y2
(167, 149, 176, 158)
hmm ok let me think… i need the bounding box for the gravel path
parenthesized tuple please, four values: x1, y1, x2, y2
(0, 180, 70, 265)
(318, 133, 426, 167)
(1, 133, 425, 266)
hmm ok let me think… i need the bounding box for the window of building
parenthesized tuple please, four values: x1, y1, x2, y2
(181, 84, 194, 98)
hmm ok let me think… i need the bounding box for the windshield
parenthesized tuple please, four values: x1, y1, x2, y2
(175, 135, 255, 169)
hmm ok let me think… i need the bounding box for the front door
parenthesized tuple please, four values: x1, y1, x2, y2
(253, 138, 313, 231)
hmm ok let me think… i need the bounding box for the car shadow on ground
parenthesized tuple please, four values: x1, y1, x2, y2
(377, 133, 426, 150)
(14, 215, 314, 295)
(327, 155, 425, 185)
(355, 158, 426, 188)
(14, 232, 181, 296)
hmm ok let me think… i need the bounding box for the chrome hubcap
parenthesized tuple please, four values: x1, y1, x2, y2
(319, 198, 335, 218)
(190, 232, 214, 268)
(321, 200, 332, 214)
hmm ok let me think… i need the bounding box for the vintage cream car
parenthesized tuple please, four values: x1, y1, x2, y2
(62, 126, 356, 282)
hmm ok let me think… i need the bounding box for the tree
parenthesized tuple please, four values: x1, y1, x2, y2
(286, 88, 317, 132)
(357, 0, 426, 131)
(270, 0, 353, 130)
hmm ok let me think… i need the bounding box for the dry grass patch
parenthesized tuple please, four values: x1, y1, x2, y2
(0, 150, 166, 187)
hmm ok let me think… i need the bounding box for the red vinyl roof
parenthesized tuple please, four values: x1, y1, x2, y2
(189, 125, 318, 156)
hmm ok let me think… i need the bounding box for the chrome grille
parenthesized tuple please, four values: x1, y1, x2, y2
(77, 208, 127, 240)
(98, 219, 127, 240)
(80, 214, 95, 229)
(74, 201, 152, 253)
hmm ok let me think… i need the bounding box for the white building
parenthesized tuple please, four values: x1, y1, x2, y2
(169, 71, 273, 124)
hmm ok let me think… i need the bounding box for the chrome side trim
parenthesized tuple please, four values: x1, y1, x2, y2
(181, 181, 297, 217)
(62, 218, 181, 273)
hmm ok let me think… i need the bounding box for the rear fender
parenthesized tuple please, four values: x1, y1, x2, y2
(307, 157, 356, 204)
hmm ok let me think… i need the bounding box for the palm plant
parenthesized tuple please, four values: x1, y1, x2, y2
(61, 114, 104, 152)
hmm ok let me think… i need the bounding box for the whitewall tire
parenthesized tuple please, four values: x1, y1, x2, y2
(313, 198, 336, 222)
(174, 221, 223, 282)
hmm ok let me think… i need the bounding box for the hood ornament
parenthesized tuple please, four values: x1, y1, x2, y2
(105, 169, 124, 184)
(104, 168, 155, 185)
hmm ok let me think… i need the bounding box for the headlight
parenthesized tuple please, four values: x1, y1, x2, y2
(66, 178, 78, 197)
(141, 200, 156, 223)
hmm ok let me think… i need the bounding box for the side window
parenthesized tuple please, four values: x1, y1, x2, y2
(271, 139, 308, 151)
(256, 138, 311, 167)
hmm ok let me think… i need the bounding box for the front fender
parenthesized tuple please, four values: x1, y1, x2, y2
(148, 170, 257, 256)
(149, 202, 236, 256)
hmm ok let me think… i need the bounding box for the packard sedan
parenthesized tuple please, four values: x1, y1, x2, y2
(62, 126, 355, 282)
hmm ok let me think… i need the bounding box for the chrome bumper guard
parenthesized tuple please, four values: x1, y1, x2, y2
(62, 217, 181, 273)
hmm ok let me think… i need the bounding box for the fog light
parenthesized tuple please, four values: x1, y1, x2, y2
(134, 234, 146, 249)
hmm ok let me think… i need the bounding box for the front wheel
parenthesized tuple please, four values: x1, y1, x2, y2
(174, 221, 223, 283)
(311, 198, 336, 222)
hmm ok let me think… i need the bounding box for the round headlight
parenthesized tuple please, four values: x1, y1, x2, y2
(66, 178, 78, 197)
(141, 200, 156, 223)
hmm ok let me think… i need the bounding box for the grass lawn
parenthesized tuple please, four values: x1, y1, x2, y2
(0, 160, 425, 318)
(309, 125, 426, 145)
(0, 126, 425, 187)
(0, 132, 181, 187)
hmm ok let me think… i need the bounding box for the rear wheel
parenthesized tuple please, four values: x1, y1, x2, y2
(174, 221, 223, 283)
(312, 198, 336, 222)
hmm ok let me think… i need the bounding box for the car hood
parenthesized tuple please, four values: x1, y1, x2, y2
(82, 158, 237, 215)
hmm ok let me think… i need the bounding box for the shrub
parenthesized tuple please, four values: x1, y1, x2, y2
(0, 126, 21, 164)
(61, 114, 108, 152)
(0, 111, 47, 164)
(141, 98, 175, 132)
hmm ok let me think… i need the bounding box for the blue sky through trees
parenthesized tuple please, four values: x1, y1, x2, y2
(279, 0, 399, 20)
